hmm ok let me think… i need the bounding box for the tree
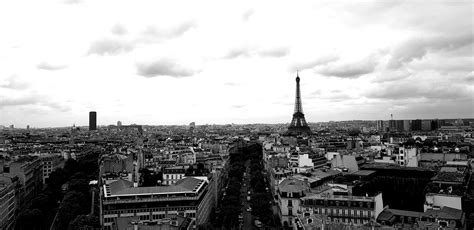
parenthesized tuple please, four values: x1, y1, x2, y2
(68, 215, 100, 230)
(15, 209, 44, 230)
(63, 159, 79, 177)
(55, 191, 89, 230)
(185, 165, 195, 176)
(139, 168, 160, 186)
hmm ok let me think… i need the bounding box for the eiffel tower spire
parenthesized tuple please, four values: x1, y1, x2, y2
(288, 72, 311, 135)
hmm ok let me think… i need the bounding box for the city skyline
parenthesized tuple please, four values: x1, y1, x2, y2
(1, 0, 473, 128)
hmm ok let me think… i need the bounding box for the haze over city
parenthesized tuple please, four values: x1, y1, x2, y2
(0, 0, 473, 128)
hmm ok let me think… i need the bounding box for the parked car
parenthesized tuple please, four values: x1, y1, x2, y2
(246, 207, 252, 212)
(254, 219, 262, 228)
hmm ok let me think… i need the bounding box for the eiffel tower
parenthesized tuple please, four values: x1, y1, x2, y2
(287, 72, 312, 135)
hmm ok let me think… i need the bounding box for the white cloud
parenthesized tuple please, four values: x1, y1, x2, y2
(0, 0, 471, 127)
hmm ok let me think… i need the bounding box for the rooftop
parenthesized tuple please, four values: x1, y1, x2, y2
(350, 170, 376, 177)
(105, 177, 206, 197)
(431, 171, 465, 183)
(278, 178, 309, 193)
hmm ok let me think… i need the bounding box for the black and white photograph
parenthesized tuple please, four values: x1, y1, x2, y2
(0, 0, 473, 229)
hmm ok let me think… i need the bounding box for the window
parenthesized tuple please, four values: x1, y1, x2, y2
(288, 200, 293, 207)
(288, 208, 293, 216)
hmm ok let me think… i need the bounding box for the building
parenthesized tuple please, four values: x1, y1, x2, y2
(101, 177, 212, 230)
(377, 207, 465, 229)
(421, 120, 432, 131)
(376, 120, 384, 132)
(396, 146, 420, 167)
(299, 192, 384, 227)
(403, 120, 410, 132)
(1, 157, 43, 209)
(389, 120, 396, 132)
(424, 162, 470, 212)
(115, 214, 193, 230)
(100, 154, 134, 183)
(331, 155, 359, 173)
(89, 111, 97, 131)
(287, 72, 312, 135)
(290, 153, 314, 168)
(163, 166, 188, 185)
(277, 178, 310, 228)
(411, 120, 422, 131)
(40, 155, 64, 184)
(0, 176, 17, 230)
(117, 121, 122, 127)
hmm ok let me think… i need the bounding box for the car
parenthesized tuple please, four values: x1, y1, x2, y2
(247, 195, 251, 201)
(254, 219, 262, 228)
(246, 207, 252, 212)
(247, 190, 251, 195)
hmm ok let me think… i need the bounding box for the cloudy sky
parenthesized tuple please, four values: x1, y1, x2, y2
(0, 0, 473, 128)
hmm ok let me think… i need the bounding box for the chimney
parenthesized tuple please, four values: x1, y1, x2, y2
(304, 178, 310, 190)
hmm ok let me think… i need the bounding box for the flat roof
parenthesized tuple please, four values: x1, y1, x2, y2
(350, 170, 376, 177)
(104, 177, 206, 197)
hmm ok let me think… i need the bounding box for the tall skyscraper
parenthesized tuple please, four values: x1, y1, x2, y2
(117, 121, 122, 127)
(89, 111, 97, 131)
(287, 72, 311, 135)
(376, 120, 384, 132)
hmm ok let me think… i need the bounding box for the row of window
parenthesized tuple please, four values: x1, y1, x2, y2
(165, 174, 185, 180)
(303, 199, 374, 208)
(310, 208, 372, 218)
(104, 206, 197, 214)
(104, 211, 197, 223)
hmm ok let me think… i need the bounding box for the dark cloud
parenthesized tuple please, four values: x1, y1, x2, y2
(0, 94, 70, 112)
(316, 56, 377, 78)
(288, 55, 339, 72)
(142, 21, 197, 40)
(388, 33, 473, 69)
(111, 24, 128, 36)
(0, 76, 29, 90)
(390, 98, 474, 120)
(0, 95, 38, 107)
(136, 58, 199, 78)
(37, 62, 67, 70)
(242, 9, 255, 21)
(373, 70, 410, 83)
(87, 38, 133, 55)
(463, 72, 474, 83)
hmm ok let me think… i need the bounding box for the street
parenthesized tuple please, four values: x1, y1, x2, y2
(240, 160, 259, 230)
